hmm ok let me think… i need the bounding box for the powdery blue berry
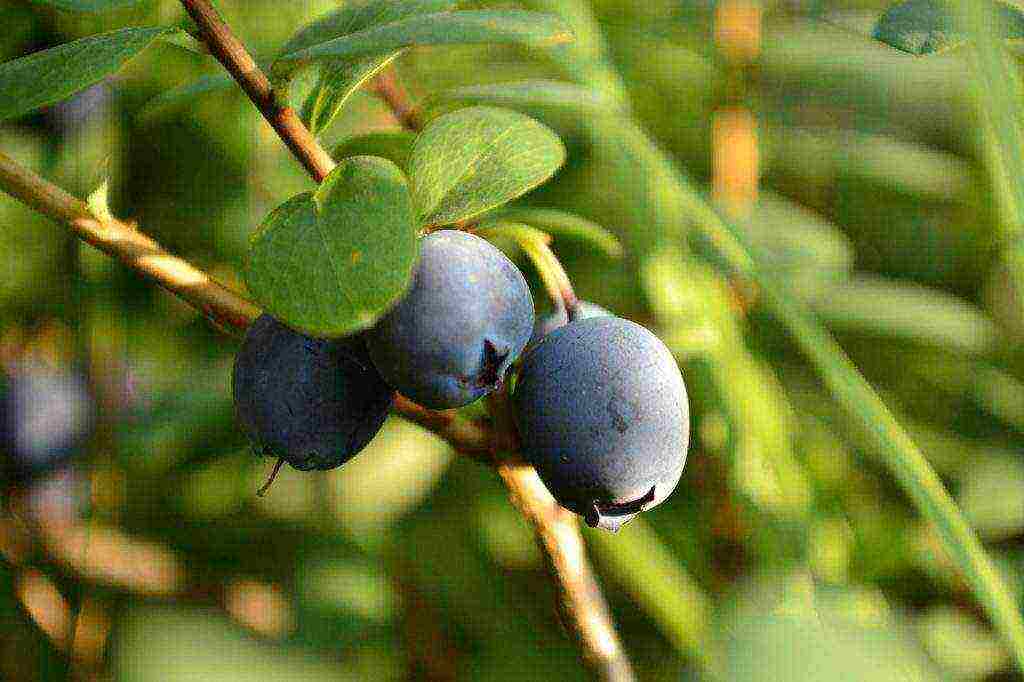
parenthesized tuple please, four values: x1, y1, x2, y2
(232, 315, 393, 471)
(513, 317, 689, 531)
(367, 230, 535, 409)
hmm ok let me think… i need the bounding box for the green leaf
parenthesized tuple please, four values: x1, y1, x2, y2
(0, 26, 171, 121)
(409, 106, 566, 225)
(809, 276, 999, 355)
(586, 519, 718, 673)
(299, 55, 398, 135)
(273, 10, 573, 76)
(958, 456, 1024, 541)
(422, 80, 622, 154)
(281, 0, 457, 135)
(244, 156, 418, 337)
(25, 0, 147, 12)
(331, 130, 416, 171)
(488, 206, 623, 258)
(137, 73, 238, 121)
(872, 0, 1024, 55)
(281, 0, 458, 56)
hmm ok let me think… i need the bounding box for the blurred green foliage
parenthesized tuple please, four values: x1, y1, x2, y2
(3, 0, 1024, 680)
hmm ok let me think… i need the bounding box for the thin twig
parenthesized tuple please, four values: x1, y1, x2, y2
(373, 68, 422, 131)
(488, 391, 634, 682)
(179, 0, 336, 183)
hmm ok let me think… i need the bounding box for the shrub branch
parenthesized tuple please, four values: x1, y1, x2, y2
(0, 4, 635, 679)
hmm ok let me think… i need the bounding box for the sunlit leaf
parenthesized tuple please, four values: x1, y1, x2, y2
(0, 26, 171, 121)
(408, 106, 565, 225)
(273, 10, 573, 76)
(244, 156, 418, 337)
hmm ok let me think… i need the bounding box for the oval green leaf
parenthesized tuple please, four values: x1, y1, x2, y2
(244, 156, 418, 337)
(409, 106, 566, 226)
(273, 10, 573, 76)
(873, 0, 1024, 55)
(0, 26, 170, 122)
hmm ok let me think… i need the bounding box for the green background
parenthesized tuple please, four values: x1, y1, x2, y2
(2, 0, 1024, 680)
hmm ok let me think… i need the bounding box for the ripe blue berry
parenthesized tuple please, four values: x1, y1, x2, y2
(232, 315, 393, 471)
(513, 317, 689, 531)
(529, 300, 611, 348)
(1, 363, 94, 483)
(367, 230, 535, 409)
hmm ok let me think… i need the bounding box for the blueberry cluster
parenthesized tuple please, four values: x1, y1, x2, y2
(233, 230, 689, 530)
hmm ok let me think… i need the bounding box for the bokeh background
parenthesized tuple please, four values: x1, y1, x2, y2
(2, 0, 1024, 679)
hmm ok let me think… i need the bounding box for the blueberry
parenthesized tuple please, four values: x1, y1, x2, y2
(366, 230, 535, 409)
(1, 363, 95, 483)
(513, 317, 689, 531)
(232, 315, 393, 471)
(529, 300, 611, 348)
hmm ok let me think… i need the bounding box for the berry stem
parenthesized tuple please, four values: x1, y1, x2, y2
(372, 69, 422, 132)
(256, 457, 285, 497)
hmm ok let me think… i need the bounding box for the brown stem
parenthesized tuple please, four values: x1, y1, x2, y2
(373, 68, 422, 132)
(178, 0, 336, 183)
(488, 392, 634, 682)
(256, 458, 286, 497)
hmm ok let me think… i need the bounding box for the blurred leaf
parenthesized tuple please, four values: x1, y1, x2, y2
(516, 0, 629, 104)
(956, 0, 1024, 335)
(328, 418, 452, 551)
(331, 130, 416, 171)
(298, 558, 399, 622)
(25, 0, 146, 11)
(958, 455, 1024, 541)
(586, 518, 717, 673)
(721, 575, 942, 682)
(281, 0, 457, 135)
(808, 276, 999, 355)
(873, 0, 1024, 55)
(273, 10, 573, 77)
(409, 106, 565, 225)
(916, 606, 1010, 680)
(539, 0, 1024, 664)
(112, 606, 369, 680)
(0, 26, 172, 122)
(489, 206, 623, 258)
(137, 72, 238, 121)
(245, 155, 417, 337)
(737, 193, 854, 293)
